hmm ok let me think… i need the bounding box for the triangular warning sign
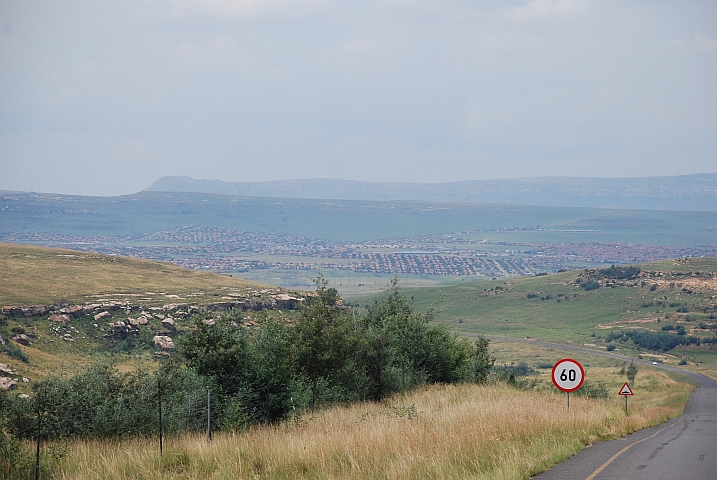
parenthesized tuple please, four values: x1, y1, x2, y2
(619, 382, 634, 396)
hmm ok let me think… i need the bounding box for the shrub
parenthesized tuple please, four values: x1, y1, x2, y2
(581, 280, 599, 291)
(574, 380, 608, 400)
(0, 343, 28, 363)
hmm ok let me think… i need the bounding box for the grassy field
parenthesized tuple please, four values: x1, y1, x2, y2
(0, 243, 297, 386)
(46, 375, 690, 480)
(369, 257, 717, 362)
(0, 243, 262, 306)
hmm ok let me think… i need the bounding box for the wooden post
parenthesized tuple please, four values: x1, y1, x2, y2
(35, 404, 42, 480)
(207, 389, 212, 442)
(158, 377, 163, 457)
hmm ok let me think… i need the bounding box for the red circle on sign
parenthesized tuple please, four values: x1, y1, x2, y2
(551, 358, 585, 393)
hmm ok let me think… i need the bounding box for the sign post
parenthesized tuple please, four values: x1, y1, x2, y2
(619, 382, 634, 414)
(552, 358, 585, 408)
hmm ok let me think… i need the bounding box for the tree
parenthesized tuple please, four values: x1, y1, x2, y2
(462, 336, 495, 384)
(626, 360, 638, 384)
(288, 275, 361, 410)
(178, 311, 294, 425)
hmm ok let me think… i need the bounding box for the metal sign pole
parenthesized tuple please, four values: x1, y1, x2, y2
(624, 394, 628, 414)
(567, 392, 570, 409)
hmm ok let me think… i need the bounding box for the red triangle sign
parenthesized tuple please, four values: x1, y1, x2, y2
(619, 382, 634, 396)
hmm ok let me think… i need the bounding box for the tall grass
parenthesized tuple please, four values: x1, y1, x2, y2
(50, 379, 690, 479)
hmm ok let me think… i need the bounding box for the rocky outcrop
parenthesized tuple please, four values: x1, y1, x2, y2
(161, 318, 176, 330)
(2, 305, 49, 318)
(0, 377, 18, 391)
(49, 314, 70, 323)
(0, 363, 18, 377)
(153, 335, 174, 349)
(12, 334, 30, 346)
(60, 306, 85, 318)
(275, 294, 303, 310)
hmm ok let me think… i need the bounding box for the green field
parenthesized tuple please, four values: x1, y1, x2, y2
(354, 257, 717, 373)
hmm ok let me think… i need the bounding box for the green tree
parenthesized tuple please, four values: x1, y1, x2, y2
(178, 311, 294, 424)
(288, 276, 361, 410)
(626, 360, 638, 384)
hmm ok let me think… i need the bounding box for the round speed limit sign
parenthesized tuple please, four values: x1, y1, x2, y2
(551, 358, 585, 393)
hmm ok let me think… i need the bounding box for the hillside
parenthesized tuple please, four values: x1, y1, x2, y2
(376, 257, 717, 370)
(0, 243, 264, 306)
(0, 244, 307, 384)
(146, 173, 717, 211)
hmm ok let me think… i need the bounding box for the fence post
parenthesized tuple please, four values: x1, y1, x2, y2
(207, 389, 212, 442)
(158, 376, 163, 457)
(35, 402, 42, 480)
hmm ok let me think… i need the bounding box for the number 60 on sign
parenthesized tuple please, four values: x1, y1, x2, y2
(551, 358, 585, 393)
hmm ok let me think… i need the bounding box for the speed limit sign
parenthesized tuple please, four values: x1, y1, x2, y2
(552, 358, 585, 393)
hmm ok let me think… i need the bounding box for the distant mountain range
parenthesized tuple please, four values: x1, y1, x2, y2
(145, 173, 717, 211)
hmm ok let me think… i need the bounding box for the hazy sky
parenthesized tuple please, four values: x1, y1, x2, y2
(1, 0, 716, 196)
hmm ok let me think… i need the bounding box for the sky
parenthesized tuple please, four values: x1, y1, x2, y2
(1, 0, 716, 196)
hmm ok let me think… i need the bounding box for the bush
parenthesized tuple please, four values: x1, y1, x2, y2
(0, 343, 29, 363)
(574, 380, 608, 400)
(581, 280, 599, 291)
(606, 344, 616, 351)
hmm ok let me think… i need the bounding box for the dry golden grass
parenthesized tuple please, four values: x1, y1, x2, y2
(0, 243, 258, 306)
(50, 379, 691, 480)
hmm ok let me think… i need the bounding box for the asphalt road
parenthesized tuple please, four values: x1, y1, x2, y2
(478, 335, 717, 480)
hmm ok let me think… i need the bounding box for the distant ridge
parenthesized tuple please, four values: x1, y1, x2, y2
(145, 173, 717, 211)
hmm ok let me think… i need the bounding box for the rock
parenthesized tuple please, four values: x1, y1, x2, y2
(137, 317, 149, 325)
(163, 303, 186, 312)
(0, 377, 17, 391)
(0, 334, 5, 345)
(60, 305, 85, 318)
(2, 305, 49, 318)
(22, 377, 30, 383)
(155, 313, 165, 320)
(161, 318, 176, 330)
(12, 334, 30, 346)
(19, 393, 30, 399)
(202, 319, 216, 326)
(49, 314, 70, 323)
(62, 334, 74, 342)
(94, 311, 110, 321)
(127, 317, 140, 327)
(153, 351, 171, 358)
(276, 294, 303, 309)
(0, 363, 18, 376)
(153, 335, 174, 349)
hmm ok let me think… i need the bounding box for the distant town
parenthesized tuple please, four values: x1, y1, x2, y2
(4, 226, 716, 280)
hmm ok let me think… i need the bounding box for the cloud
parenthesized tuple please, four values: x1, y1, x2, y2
(672, 31, 717, 51)
(165, 0, 330, 22)
(509, 0, 588, 23)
